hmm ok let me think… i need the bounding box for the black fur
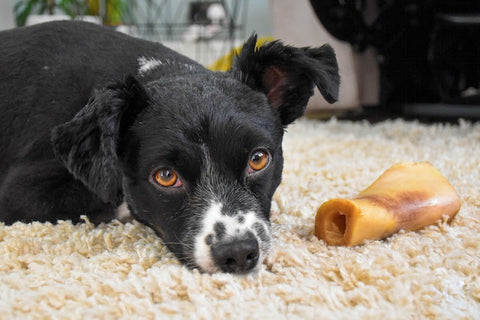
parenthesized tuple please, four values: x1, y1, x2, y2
(0, 21, 340, 272)
(51, 76, 148, 204)
(230, 34, 340, 125)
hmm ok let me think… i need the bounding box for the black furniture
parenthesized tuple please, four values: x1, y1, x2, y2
(310, 0, 480, 120)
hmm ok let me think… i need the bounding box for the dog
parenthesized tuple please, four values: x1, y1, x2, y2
(0, 21, 339, 274)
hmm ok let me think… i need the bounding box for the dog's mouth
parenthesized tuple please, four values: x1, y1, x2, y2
(123, 185, 272, 274)
(138, 201, 272, 274)
(190, 202, 272, 274)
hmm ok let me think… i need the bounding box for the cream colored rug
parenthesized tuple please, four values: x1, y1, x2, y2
(1, 118, 479, 319)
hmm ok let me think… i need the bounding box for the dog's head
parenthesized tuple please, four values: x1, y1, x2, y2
(51, 36, 340, 273)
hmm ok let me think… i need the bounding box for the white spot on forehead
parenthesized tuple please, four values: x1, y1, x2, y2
(137, 56, 198, 76)
(137, 56, 165, 76)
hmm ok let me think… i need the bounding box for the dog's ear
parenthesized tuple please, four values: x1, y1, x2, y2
(230, 34, 340, 125)
(51, 75, 147, 204)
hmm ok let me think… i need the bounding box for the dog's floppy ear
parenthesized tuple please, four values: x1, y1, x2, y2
(51, 75, 147, 204)
(230, 34, 340, 125)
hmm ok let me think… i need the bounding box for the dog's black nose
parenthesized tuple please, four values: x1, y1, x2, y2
(211, 238, 259, 273)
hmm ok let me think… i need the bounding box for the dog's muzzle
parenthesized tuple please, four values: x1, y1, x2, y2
(193, 202, 271, 274)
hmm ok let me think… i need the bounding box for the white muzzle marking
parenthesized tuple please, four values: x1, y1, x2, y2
(193, 202, 271, 273)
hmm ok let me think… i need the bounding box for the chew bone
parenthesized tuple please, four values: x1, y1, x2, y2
(314, 162, 461, 246)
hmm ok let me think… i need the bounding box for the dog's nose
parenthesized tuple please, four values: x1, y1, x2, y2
(211, 238, 259, 273)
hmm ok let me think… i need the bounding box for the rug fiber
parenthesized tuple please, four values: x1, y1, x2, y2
(1, 118, 479, 319)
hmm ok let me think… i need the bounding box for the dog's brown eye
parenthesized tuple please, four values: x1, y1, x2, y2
(249, 149, 270, 173)
(154, 168, 181, 187)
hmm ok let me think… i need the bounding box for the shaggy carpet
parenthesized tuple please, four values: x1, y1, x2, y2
(1, 118, 479, 319)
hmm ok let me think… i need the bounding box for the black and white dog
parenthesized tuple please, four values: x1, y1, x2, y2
(0, 21, 339, 273)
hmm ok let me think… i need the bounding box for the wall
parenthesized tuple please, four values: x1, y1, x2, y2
(0, 0, 15, 30)
(245, 0, 272, 37)
(269, 0, 379, 110)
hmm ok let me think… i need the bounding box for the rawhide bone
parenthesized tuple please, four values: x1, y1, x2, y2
(314, 162, 461, 246)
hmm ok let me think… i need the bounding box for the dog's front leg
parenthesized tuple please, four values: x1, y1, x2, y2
(0, 160, 117, 224)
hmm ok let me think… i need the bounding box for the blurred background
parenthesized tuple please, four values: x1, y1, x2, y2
(1, 0, 479, 121)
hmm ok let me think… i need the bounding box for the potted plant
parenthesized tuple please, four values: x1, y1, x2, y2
(14, 0, 133, 26)
(86, 0, 134, 26)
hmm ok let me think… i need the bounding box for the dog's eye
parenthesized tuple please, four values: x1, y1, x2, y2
(248, 149, 270, 173)
(154, 168, 182, 187)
